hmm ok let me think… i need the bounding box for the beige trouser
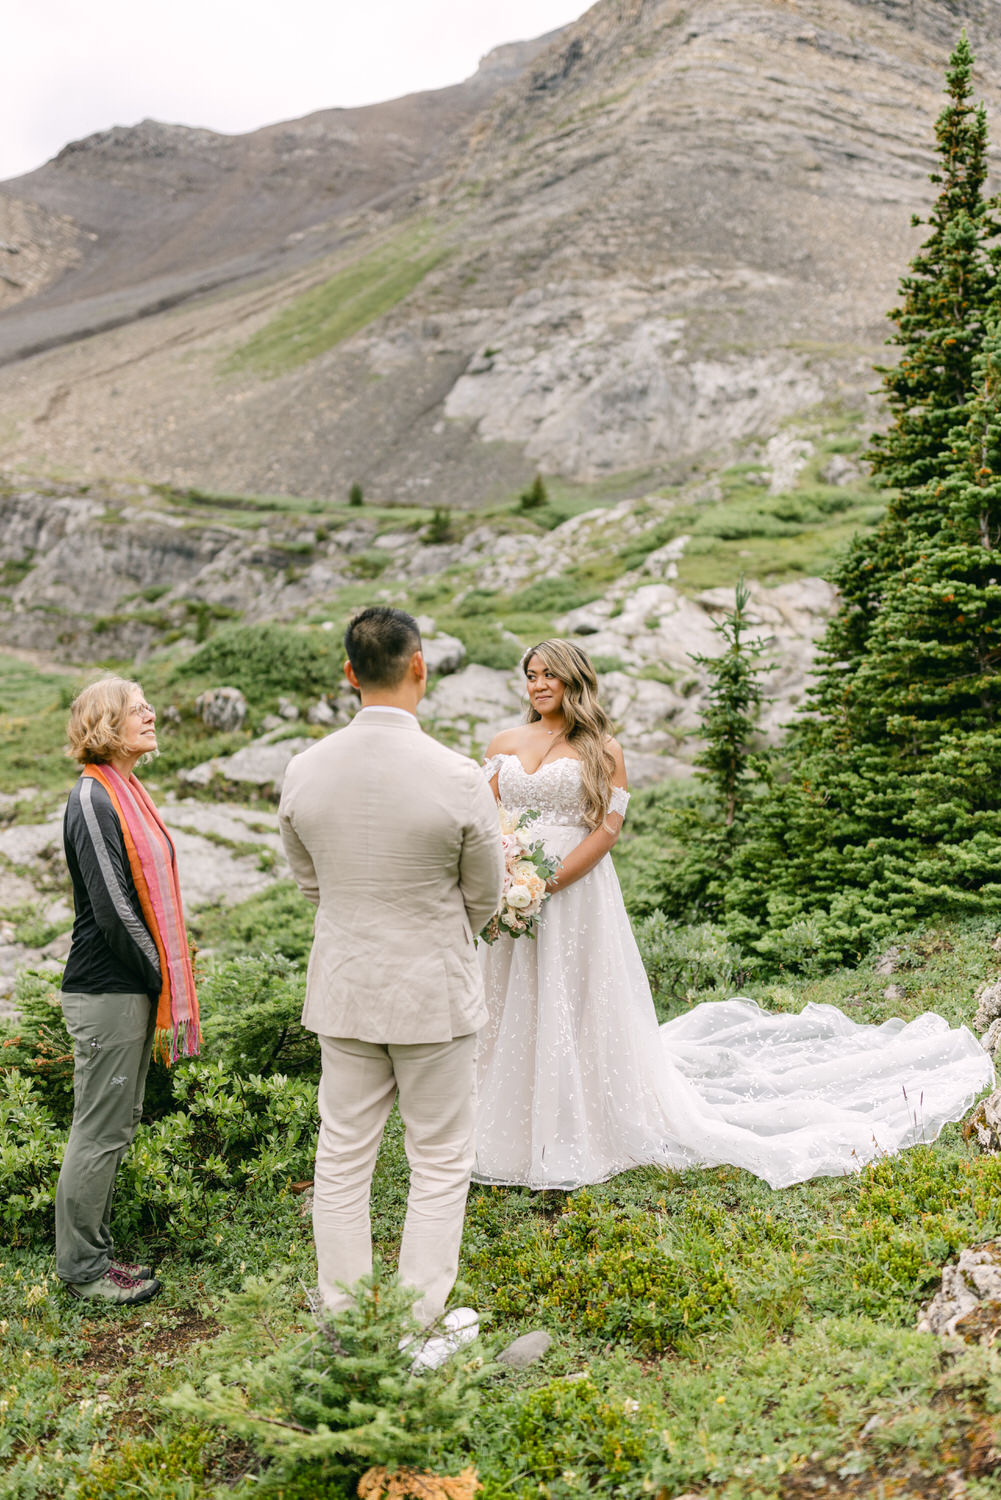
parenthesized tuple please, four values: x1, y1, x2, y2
(314, 1031, 477, 1326)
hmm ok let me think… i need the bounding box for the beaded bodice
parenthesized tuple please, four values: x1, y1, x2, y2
(483, 754, 630, 827)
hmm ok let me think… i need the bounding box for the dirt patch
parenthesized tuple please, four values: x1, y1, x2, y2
(78, 1305, 220, 1374)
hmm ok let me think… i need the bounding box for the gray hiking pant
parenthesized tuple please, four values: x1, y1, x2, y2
(55, 991, 155, 1284)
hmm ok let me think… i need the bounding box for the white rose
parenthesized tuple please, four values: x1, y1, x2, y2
(507, 884, 532, 909)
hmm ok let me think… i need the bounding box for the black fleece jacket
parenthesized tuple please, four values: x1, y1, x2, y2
(60, 776, 162, 998)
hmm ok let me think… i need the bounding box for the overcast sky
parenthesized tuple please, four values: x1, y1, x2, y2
(2, 1, 591, 183)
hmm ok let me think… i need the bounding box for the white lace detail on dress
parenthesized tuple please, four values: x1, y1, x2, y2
(608, 786, 630, 819)
(482, 755, 505, 781)
(491, 754, 590, 827)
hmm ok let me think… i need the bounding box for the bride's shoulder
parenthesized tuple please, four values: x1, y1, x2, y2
(604, 736, 626, 775)
(483, 726, 524, 759)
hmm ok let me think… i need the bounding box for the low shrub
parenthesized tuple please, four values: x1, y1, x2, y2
(171, 624, 341, 702)
(0, 968, 75, 1125)
(0, 1070, 64, 1245)
(466, 1190, 739, 1354)
(0, 1061, 317, 1249)
(506, 578, 601, 616)
(115, 1062, 317, 1245)
(634, 914, 747, 1014)
(474, 1371, 660, 1496)
(445, 621, 523, 673)
(75, 1427, 217, 1500)
(199, 951, 315, 1079)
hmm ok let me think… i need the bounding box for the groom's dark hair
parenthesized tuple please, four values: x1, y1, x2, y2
(345, 607, 422, 688)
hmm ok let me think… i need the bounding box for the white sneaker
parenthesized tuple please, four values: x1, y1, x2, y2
(408, 1307, 480, 1373)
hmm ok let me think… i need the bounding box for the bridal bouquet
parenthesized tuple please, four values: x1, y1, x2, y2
(480, 806, 561, 943)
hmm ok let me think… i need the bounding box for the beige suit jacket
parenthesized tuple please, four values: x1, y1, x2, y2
(278, 708, 505, 1044)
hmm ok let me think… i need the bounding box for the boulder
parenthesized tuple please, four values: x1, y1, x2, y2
(307, 698, 337, 726)
(497, 1330, 552, 1369)
(422, 632, 467, 677)
(975, 980, 1001, 1033)
(918, 1241, 1001, 1341)
(821, 453, 863, 486)
(874, 946, 901, 976)
(765, 431, 814, 494)
(195, 686, 248, 732)
(179, 736, 314, 795)
(419, 664, 525, 753)
(964, 1089, 1001, 1150)
(161, 823, 286, 908)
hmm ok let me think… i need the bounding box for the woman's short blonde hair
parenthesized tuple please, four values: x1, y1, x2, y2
(66, 677, 145, 766)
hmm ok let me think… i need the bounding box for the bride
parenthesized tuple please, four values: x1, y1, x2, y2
(474, 639, 993, 1191)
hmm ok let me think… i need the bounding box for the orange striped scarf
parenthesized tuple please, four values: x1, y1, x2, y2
(83, 764, 201, 1065)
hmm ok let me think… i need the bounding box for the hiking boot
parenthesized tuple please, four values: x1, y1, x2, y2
(110, 1257, 154, 1281)
(66, 1265, 162, 1306)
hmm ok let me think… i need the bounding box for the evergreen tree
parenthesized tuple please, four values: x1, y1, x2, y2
(690, 577, 768, 829)
(817, 34, 1000, 715)
(632, 37, 1001, 970)
(868, 34, 999, 492)
(723, 316, 1001, 968)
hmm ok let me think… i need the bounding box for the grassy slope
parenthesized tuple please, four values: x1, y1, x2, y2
(2, 908, 999, 1498)
(221, 222, 450, 378)
(9, 439, 998, 1496)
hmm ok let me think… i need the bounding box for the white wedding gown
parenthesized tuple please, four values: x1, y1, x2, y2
(474, 754, 994, 1191)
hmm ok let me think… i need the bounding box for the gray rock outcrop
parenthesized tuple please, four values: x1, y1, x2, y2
(195, 686, 248, 732)
(179, 736, 314, 796)
(422, 632, 467, 677)
(918, 1242, 1001, 1341)
(965, 1091, 1001, 1154)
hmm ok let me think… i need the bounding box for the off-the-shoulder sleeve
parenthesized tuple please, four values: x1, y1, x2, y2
(608, 786, 630, 819)
(482, 754, 505, 780)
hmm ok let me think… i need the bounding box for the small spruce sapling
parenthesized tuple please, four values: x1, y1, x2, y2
(168, 1267, 489, 1490)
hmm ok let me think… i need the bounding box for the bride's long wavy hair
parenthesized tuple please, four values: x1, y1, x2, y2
(522, 638, 615, 831)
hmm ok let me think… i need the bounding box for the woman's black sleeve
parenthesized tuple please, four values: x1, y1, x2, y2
(64, 780, 163, 993)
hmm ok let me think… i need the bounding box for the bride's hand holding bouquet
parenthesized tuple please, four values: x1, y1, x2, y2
(479, 806, 561, 944)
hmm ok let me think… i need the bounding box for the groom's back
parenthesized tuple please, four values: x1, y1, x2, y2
(279, 709, 502, 1043)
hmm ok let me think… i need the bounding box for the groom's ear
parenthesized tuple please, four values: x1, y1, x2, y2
(411, 650, 428, 689)
(344, 659, 362, 691)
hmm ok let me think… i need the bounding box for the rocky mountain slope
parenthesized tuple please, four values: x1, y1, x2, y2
(0, 0, 999, 503)
(0, 35, 557, 332)
(0, 440, 861, 1002)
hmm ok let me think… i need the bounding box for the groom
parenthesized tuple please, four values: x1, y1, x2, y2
(279, 606, 504, 1338)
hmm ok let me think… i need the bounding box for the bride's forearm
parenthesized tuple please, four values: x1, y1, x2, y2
(545, 822, 621, 894)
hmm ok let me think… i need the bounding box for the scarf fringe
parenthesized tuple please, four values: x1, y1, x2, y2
(154, 1018, 201, 1067)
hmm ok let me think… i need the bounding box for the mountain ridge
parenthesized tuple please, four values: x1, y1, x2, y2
(1, 0, 1000, 502)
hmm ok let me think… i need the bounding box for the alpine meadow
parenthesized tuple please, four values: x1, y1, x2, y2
(2, 5, 1001, 1499)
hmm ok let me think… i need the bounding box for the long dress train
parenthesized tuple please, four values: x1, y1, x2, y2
(474, 755, 994, 1191)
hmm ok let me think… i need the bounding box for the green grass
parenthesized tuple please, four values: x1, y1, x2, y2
(223, 223, 450, 378)
(3, 915, 999, 1496)
(0, 653, 82, 806)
